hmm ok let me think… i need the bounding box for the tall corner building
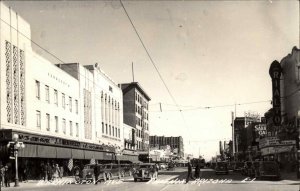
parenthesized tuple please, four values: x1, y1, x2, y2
(0, 2, 125, 178)
(119, 82, 151, 152)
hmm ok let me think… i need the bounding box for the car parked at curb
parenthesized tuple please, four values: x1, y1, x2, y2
(133, 163, 156, 182)
(215, 162, 229, 175)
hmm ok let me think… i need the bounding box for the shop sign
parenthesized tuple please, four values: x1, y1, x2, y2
(15, 131, 114, 152)
(281, 140, 296, 145)
(269, 60, 282, 126)
(244, 111, 260, 127)
(259, 137, 280, 148)
(255, 124, 267, 136)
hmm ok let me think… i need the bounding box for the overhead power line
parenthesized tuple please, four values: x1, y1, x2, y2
(149, 100, 272, 113)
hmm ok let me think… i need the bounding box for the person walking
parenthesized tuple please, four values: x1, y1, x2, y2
(186, 162, 194, 183)
(4, 165, 10, 187)
(94, 163, 99, 185)
(52, 164, 60, 180)
(194, 162, 200, 179)
(154, 163, 159, 180)
(0, 165, 4, 186)
(46, 163, 52, 181)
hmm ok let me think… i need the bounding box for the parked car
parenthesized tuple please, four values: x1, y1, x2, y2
(78, 163, 125, 183)
(233, 162, 244, 172)
(215, 162, 229, 175)
(256, 161, 280, 180)
(133, 163, 156, 182)
(241, 161, 254, 176)
(159, 163, 167, 170)
(79, 164, 106, 183)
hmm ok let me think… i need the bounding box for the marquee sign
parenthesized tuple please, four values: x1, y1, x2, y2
(269, 61, 282, 126)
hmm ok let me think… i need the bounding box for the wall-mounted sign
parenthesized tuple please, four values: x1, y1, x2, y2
(269, 61, 282, 126)
(255, 124, 267, 136)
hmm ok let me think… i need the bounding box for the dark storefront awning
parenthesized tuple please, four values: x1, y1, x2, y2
(18, 144, 37, 158)
(57, 147, 72, 159)
(94, 151, 104, 160)
(84, 150, 95, 159)
(37, 145, 56, 158)
(72, 149, 85, 159)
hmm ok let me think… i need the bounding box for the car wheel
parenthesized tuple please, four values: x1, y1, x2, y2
(134, 178, 137, 182)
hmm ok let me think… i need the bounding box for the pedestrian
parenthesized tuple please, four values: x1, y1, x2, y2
(94, 163, 100, 185)
(154, 163, 159, 180)
(0, 165, 4, 186)
(52, 164, 60, 180)
(46, 163, 52, 181)
(186, 162, 194, 183)
(4, 165, 10, 187)
(194, 162, 200, 179)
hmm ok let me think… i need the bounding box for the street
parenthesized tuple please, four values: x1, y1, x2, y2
(2, 167, 299, 191)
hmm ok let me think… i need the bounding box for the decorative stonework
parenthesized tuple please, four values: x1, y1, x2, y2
(5, 41, 12, 123)
(20, 50, 25, 126)
(13, 45, 19, 124)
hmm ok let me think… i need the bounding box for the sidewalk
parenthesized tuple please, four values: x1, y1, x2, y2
(0, 176, 76, 190)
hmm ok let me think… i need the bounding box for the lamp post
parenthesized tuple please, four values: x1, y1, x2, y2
(116, 147, 123, 178)
(7, 134, 25, 187)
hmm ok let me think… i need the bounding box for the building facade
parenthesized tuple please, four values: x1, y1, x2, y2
(120, 82, 151, 151)
(149, 135, 184, 158)
(0, 2, 126, 178)
(262, 47, 299, 171)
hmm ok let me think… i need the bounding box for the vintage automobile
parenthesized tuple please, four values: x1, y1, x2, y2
(256, 161, 280, 180)
(78, 163, 125, 183)
(78, 164, 106, 183)
(233, 162, 244, 172)
(241, 161, 254, 176)
(133, 163, 156, 182)
(215, 162, 229, 175)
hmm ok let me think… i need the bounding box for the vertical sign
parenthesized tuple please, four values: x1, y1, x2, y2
(269, 60, 282, 126)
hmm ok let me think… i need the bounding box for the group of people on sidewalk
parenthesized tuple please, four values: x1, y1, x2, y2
(186, 162, 201, 183)
(0, 165, 11, 187)
(41, 163, 62, 182)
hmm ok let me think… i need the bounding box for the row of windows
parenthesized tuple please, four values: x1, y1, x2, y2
(136, 117, 149, 130)
(36, 110, 79, 137)
(36, 81, 78, 114)
(101, 122, 120, 138)
(135, 92, 148, 110)
(135, 104, 149, 120)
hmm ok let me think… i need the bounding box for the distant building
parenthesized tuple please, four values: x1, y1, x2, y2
(119, 82, 151, 151)
(149, 135, 184, 158)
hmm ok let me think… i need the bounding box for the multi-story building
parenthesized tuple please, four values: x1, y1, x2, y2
(119, 82, 151, 151)
(0, 2, 124, 178)
(262, 47, 299, 171)
(149, 135, 184, 158)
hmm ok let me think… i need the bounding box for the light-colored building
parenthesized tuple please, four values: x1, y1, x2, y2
(0, 2, 124, 177)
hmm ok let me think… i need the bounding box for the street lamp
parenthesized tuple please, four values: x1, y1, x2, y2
(7, 134, 25, 187)
(115, 147, 123, 178)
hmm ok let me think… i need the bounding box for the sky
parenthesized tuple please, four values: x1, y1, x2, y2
(4, 0, 299, 161)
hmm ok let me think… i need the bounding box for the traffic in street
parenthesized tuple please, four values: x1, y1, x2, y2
(2, 164, 299, 191)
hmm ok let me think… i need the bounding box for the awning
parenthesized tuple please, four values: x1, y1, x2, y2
(94, 151, 104, 160)
(71, 149, 84, 159)
(84, 150, 95, 159)
(18, 144, 37, 158)
(103, 152, 114, 160)
(57, 147, 72, 159)
(37, 145, 56, 158)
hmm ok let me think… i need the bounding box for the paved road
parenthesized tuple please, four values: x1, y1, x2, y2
(2, 167, 299, 191)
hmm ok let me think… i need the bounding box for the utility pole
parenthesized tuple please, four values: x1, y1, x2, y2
(232, 111, 235, 161)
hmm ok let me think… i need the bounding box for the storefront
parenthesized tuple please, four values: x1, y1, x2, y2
(0, 129, 116, 179)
